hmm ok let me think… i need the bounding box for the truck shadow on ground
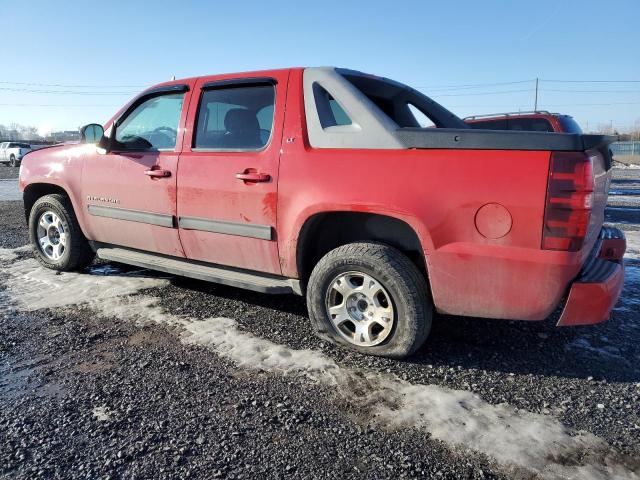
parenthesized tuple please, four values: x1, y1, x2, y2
(169, 264, 640, 384)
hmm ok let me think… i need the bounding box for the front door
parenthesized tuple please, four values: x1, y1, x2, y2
(81, 85, 192, 256)
(176, 72, 288, 274)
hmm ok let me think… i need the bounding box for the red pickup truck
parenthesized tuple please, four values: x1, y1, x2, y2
(464, 111, 583, 133)
(19, 67, 625, 358)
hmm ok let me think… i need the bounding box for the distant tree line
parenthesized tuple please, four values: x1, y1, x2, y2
(0, 123, 41, 142)
(590, 120, 640, 141)
(0, 123, 73, 144)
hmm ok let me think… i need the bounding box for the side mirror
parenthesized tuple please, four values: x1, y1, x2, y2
(80, 123, 104, 144)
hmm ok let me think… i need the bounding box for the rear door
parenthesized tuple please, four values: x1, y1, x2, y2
(81, 84, 193, 256)
(176, 71, 289, 274)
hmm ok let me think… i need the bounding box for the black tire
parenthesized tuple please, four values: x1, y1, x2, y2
(28, 194, 95, 271)
(307, 242, 432, 359)
(9, 155, 18, 167)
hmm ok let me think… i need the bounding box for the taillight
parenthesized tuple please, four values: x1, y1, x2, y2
(542, 152, 594, 251)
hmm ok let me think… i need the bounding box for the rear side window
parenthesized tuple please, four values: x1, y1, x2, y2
(557, 116, 583, 134)
(468, 118, 554, 132)
(508, 118, 553, 132)
(194, 84, 275, 150)
(468, 119, 508, 130)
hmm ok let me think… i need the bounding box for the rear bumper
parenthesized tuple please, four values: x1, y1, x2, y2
(557, 227, 626, 326)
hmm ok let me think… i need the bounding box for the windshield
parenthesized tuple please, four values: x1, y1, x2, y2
(557, 116, 583, 134)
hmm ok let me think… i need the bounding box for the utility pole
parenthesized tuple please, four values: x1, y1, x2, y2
(534, 78, 539, 111)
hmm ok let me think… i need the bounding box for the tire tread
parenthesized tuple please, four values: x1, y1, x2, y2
(29, 194, 94, 271)
(307, 242, 432, 358)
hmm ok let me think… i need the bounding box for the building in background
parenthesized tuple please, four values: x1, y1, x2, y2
(48, 130, 81, 143)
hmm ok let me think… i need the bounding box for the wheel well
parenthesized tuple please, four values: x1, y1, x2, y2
(23, 183, 69, 221)
(297, 212, 428, 285)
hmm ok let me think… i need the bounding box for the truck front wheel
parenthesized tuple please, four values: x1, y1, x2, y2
(9, 155, 19, 167)
(306, 242, 432, 359)
(28, 194, 95, 271)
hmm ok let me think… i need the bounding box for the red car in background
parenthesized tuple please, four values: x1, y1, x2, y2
(464, 110, 583, 133)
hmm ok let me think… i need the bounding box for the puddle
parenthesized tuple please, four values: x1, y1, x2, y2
(0, 355, 65, 400)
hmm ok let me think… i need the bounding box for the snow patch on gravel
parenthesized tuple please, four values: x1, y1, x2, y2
(182, 317, 637, 480)
(1, 252, 638, 480)
(0, 257, 168, 311)
(92, 406, 112, 422)
(0, 245, 31, 263)
(625, 231, 640, 259)
(185, 318, 338, 374)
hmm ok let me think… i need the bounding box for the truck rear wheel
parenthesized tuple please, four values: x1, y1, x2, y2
(28, 194, 95, 271)
(9, 155, 19, 167)
(306, 242, 432, 359)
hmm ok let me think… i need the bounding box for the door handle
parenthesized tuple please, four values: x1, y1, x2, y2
(235, 171, 271, 183)
(144, 167, 171, 178)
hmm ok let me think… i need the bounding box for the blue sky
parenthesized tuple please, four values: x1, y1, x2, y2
(2, 0, 639, 133)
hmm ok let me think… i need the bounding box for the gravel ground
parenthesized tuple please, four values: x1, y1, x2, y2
(1, 168, 639, 479)
(0, 201, 27, 248)
(0, 166, 20, 180)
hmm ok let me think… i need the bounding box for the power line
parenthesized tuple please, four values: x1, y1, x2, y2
(542, 88, 640, 94)
(538, 101, 640, 106)
(0, 87, 138, 95)
(414, 78, 640, 91)
(542, 79, 640, 84)
(0, 80, 149, 88)
(415, 80, 535, 91)
(415, 78, 640, 93)
(3, 77, 639, 91)
(427, 88, 534, 97)
(445, 101, 640, 108)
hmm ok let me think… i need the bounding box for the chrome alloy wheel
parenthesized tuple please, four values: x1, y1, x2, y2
(325, 271, 395, 347)
(36, 211, 67, 261)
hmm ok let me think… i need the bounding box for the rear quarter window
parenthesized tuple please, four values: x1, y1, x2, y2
(467, 119, 508, 130)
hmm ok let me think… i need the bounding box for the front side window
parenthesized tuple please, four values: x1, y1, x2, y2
(194, 84, 275, 150)
(115, 93, 184, 151)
